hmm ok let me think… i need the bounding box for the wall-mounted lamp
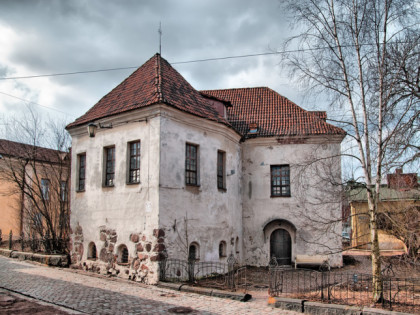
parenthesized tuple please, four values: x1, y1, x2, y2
(87, 122, 113, 138)
(87, 123, 97, 137)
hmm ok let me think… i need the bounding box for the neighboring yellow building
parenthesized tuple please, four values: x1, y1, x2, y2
(0, 139, 70, 242)
(0, 166, 21, 239)
(348, 170, 419, 252)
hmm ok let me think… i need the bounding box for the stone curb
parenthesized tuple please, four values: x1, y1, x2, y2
(269, 297, 414, 315)
(0, 248, 68, 267)
(0, 248, 13, 257)
(157, 282, 246, 301)
(362, 307, 413, 315)
(304, 301, 361, 314)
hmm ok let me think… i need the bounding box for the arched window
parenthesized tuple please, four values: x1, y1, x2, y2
(87, 242, 97, 260)
(117, 244, 129, 264)
(219, 241, 227, 258)
(188, 242, 199, 261)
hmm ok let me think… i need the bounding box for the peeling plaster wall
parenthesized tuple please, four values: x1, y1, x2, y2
(158, 108, 243, 263)
(241, 137, 343, 267)
(68, 108, 162, 283)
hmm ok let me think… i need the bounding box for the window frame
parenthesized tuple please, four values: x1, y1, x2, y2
(77, 153, 86, 192)
(185, 143, 199, 186)
(270, 165, 291, 197)
(127, 140, 141, 184)
(217, 150, 226, 190)
(41, 178, 50, 201)
(104, 146, 116, 187)
(219, 240, 227, 258)
(188, 242, 200, 261)
(60, 180, 67, 202)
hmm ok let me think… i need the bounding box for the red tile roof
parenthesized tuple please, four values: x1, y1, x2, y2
(201, 88, 346, 138)
(0, 139, 67, 164)
(67, 54, 344, 139)
(66, 54, 229, 129)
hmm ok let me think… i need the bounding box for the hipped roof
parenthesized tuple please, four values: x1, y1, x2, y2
(67, 54, 345, 139)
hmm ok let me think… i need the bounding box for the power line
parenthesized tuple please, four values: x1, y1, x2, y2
(0, 41, 412, 81)
(0, 91, 75, 117)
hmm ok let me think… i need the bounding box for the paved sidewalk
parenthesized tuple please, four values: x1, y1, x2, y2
(0, 256, 298, 314)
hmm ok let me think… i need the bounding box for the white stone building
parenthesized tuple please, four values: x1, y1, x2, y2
(66, 54, 345, 283)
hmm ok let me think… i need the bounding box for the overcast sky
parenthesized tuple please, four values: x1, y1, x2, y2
(0, 0, 314, 126)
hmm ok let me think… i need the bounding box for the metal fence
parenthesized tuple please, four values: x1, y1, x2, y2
(5, 231, 68, 254)
(268, 263, 420, 311)
(159, 253, 247, 291)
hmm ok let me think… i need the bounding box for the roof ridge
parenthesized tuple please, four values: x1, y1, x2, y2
(202, 86, 270, 92)
(155, 53, 164, 103)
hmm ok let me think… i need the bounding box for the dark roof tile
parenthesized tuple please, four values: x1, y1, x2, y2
(67, 54, 229, 129)
(201, 87, 345, 138)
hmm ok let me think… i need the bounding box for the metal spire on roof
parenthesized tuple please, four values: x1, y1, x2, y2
(158, 22, 162, 55)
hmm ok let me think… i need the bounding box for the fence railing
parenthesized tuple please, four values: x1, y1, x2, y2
(159, 252, 247, 291)
(4, 231, 68, 254)
(268, 265, 420, 311)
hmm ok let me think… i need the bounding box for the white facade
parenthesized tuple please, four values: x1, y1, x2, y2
(68, 103, 343, 284)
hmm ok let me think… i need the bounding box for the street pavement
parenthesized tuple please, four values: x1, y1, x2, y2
(0, 256, 299, 314)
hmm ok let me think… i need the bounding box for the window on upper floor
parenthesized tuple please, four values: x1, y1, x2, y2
(271, 165, 291, 197)
(77, 153, 86, 191)
(41, 179, 50, 201)
(185, 143, 199, 186)
(217, 150, 226, 190)
(60, 181, 67, 202)
(104, 146, 115, 187)
(128, 141, 140, 184)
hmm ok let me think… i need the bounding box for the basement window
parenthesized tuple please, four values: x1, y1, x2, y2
(117, 244, 129, 264)
(188, 242, 200, 261)
(219, 241, 227, 258)
(87, 242, 97, 260)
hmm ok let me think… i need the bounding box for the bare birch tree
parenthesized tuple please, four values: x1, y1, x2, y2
(281, 0, 419, 301)
(0, 107, 71, 253)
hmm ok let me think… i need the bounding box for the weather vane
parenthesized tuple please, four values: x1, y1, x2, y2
(158, 22, 162, 55)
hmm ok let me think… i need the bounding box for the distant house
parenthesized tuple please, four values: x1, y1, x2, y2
(348, 169, 419, 252)
(0, 139, 70, 244)
(66, 54, 345, 283)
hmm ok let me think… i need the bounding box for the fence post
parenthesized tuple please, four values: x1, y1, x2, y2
(20, 232, 24, 251)
(188, 258, 195, 283)
(8, 230, 12, 250)
(159, 250, 168, 281)
(227, 254, 236, 289)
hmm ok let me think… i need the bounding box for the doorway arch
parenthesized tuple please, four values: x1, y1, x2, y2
(270, 228, 292, 265)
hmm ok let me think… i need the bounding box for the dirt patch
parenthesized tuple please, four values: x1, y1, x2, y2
(0, 291, 72, 314)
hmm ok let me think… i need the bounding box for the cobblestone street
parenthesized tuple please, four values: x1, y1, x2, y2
(0, 256, 298, 314)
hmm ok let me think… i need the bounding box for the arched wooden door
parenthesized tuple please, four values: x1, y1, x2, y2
(270, 228, 292, 265)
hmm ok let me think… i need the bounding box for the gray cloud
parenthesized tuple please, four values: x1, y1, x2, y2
(0, 0, 305, 122)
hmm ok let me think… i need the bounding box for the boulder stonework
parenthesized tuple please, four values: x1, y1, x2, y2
(68, 54, 345, 283)
(72, 225, 165, 284)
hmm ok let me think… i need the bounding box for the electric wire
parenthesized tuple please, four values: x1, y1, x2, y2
(0, 41, 413, 81)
